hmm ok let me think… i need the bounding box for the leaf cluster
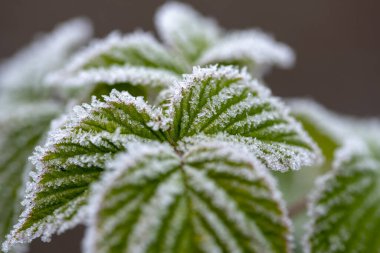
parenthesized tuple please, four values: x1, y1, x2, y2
(0, 3, 379, 253)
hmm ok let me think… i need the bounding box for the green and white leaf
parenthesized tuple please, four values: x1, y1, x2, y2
(0, 17, 91, 251)
(3, 64, 321, 250)
(0, 17, 92, 102)
(45, 31, 188, 102)
(304, 136, 380, 253)
(198, 30, 295, 77)
(84, 141, 292, 253)
(46, 64, 178, 89)
(293, 101, 380, 252)
(0, 102, 61, 252)
(47, 64, 180, 104)
(46, 31, 188, 87)
(155, 2, 220, 63)
(166, 66, 321, 171)
(155, 3, 294, 75)
(288, 99, 356, 163)
(2, 90, 166, 250)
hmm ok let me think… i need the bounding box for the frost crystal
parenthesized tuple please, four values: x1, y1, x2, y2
(304, 141, 380, 253)
(0, 3, 331, 252)
(297, 101, 380, 253)
(199, 30, 295, 75)
(48, 31, 187, 77)
(167, 65, 321, 171)
(155, 2, 220, 62)
(155, 2, 294, 76)
(2, 90, 167, 250)
(288, 99, 355, 144)
(46, 64, 179, 88)
(0, 17, 92, 252)
(0, 17, 92, 93)
(84, 141, 292, 253)
(39, 2, 296, 106)
(0, 102, 61, 252)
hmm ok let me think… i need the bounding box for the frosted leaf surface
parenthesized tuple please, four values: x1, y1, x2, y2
(304, 138, 380, 253)
(155, 2, 294, 75)
(0, 18, 91, 250)
(349, 119, 380, 157)
(0, 102, 61, 252)
(155, 2, 220, 63)
(294, 102, 380, 252)
(84, 141, 292, 253)
(2, 90, 167, 250)
(47, 31, 188, 83)
(0, 17, 92, 102)
(45, 31, 188, 101)
(288, 99, 355, 163)
(3, 65, 320, 250)
(47, 3, 295, 96)
(287, 99, 373, 165)
(166, 66, 321, 172)
(46, 64, 178, 89)
(198, 30, 295, 77)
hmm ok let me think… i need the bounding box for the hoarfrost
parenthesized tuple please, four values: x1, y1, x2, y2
(46, 64, 178, 88)
(199, 30, 295, 74)
(84, 141, 293, 253)
(167, 65, 321, 172)
(0, 17, 92, 91)
(155, 2, 220, 61)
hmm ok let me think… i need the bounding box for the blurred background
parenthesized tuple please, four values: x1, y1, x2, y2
(0, 0, 379, 252)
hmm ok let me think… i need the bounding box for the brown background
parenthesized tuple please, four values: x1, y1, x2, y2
(1, 0, 379, 252)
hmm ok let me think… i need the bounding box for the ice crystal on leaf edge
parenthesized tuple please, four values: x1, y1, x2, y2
(2, 66, 321, 252)
(289, 100, 380, 253)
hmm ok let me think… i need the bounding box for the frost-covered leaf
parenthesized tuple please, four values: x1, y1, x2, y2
(47, 31, 188, 85)
(288, 99, 356, 163)
(0, 102, 61, 251)
(84, 141, 292, 253)
(2, 90, 167, 250)
(198, 30, 295, 77)
(155, 3, 294, 75)
(47, 65, 179, 89)
(155, 2, 220, 63)
(46, 31, 187, 102)
(167, 66, 320, 171)
(304, 137, 380, 253)
(47, 64, 180, 104)
(0, 19, 91, 249)
(287, 100, 380, 252)
(0, 17, 92, 102)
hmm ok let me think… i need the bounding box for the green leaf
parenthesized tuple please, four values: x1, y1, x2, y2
(84, 141, 292, 253)
(0, 102, 61, 251)
(167, 66, 320, 171)
(0, 17, 91, 252)
(48, 31, 188, 79)
(198, 30, 295, 76)
(2, 90, 166, 249)
(0, 17, 92, 103)
(155, 3, 294, 76)
(288, 100, 380, 252)
(288, 99, 351, 164)
(304, 138, 380, 253)
(47, 64, 180, 104)
(46, 31, 187, 103)
(4, 67, 321, 251)
(155, 2, 220, 63)
(47, 65, 179, 90)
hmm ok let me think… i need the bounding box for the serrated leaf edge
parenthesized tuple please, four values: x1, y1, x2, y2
(83, 140, 294, 253)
